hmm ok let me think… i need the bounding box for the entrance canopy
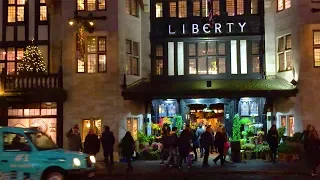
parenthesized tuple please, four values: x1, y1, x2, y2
(122, 78, 297, 100)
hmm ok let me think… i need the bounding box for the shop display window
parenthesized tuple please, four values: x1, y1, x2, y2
(127, 117, 138, 141)
(82, 119, 102, 141)
(279, 115, 294, 136)
(159, 104, 167, 117)
(240, 101, 249, 116)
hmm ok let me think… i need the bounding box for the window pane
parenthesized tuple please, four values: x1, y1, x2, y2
(178, 1, 187, 18)
(131, 0, 138, 16)
(98, 54, 106, 72)
(237, 0, 244, 15)
(87, 37, 97, 53)
(285, 0, 291, 9)
(126, 56, 131, 74)
(156, 45, 163, 57)
(17, 0, 25, 5)
(156, 59, 163, 75)
(286, 51, 292, 70)
(212, 0, 220, 15)
(193, 1, 200, 16)
(40, 0, 46, 3)
(285, 34, 291, 49)
(125, 0, 130, 14)
(77, 59, 85, 72)
(0, 49, 5, 60)
(207, 42, 216, 55)
(288, 116, 294, 137)
(314, 31, 320, 45)
(77, 0, 85, 10)
(188, 44, 196, 56)
(156, 3, 163, 18)
(198, 42, 206, 56)
(17, 48, 24, 60)
(278, 53, 285, 71)
(98, 0, 106, 10)
(189, 59, 196, 74)
(201, 0, 208, 17)
(226, 0, 235, 16)
(132, 57, 139, 75)
(314, 48, 320, 67)
(7, 62, 15, 75)
(87, 0, 96, 11)
(252, 56, 260, 73)
(8, 0, 15, 4)
(132, 42, 139, 56)
(87, 54, 97, 73)
(218, 58, 226, 73)
(218, 42, 226, 55)
(251, 0, 258, 14)
(252, 41, 259, 55)
(198, 57, 207, 74)
(126, 40, 132, 54)
(98, 38, 106, 52)
(17, 7, 24, 21)
(8, 6, 16, 22)
(208, 57, 217, 74)
(40, 6, 47, 21)
(169, 2, 177, 17)
(278, 37, 284, 52)
(278, 0, 283, 11)
(7, 48, 15, 61)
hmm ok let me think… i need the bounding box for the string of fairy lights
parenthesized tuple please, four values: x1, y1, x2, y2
(18, 40, 47, 73)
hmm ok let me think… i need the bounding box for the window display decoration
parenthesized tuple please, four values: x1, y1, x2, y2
(158, 103, 167, 117)
(250, 101, 259, 116)
(168, 103, 176, 117)
(240, 101, 249, 116)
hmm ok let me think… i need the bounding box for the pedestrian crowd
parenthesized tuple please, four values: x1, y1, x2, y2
(65, 123, 320, 176)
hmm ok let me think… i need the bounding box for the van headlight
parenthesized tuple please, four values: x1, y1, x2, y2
(89, 156, 96, 163)
(73, 158, 81, 166)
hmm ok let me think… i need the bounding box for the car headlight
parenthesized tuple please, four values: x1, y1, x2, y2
(73, 158, 81, 166)
(89, 156, 96, 163)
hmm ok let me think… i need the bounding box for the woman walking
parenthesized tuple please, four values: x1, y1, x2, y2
(304, 125, 320, 176)
(120, 132, 135, 172)
(83, 129, 100, 156)
(267, 125, 279, 164)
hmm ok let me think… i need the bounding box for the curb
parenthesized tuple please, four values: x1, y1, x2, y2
(94, 170, 309, 177)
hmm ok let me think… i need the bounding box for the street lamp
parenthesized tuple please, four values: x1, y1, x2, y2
(68, 11, 107, 33)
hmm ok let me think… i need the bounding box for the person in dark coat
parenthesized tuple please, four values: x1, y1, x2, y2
(213, 126, 226, 166)
(201, 126, 214, 167)
(267, 125, 279, 163)
(165, 127, 179, 167)
(121, 131, 135, 172)
(101, 126, 115, 166)
(304, 125, 320, 176)
(178, 128, 192, 169)
(66, 124, 83, 152)
(192, 129, 200, 162)
(160, 125, 170, 165)
(84, 129, 100, 156)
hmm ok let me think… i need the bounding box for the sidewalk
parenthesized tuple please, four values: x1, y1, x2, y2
(94, 157, 310, 176)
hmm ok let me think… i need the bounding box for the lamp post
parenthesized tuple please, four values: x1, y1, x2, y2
(68, 11, 107, 33)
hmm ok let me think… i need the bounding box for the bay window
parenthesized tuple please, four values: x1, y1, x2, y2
(126, 40, 140, 76)
(277, 34, 292, 72)
(126, 0, 139, 17)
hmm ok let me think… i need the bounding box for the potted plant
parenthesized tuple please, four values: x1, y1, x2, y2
(244, 143, 255, 160)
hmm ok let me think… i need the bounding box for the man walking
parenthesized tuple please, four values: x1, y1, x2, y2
(101, 126, 115, 166)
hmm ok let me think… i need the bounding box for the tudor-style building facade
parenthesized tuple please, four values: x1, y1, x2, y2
(122, 0, 297, 136)
(0, 0, 66, 146)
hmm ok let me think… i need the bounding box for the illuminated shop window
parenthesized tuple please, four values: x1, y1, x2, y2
(126, 0, 138, 17)
(127, 117, 138, 141)
(77, 36, 106, 73)
(193, 1, 200, 16)
(237, 0, 244, 15)
(126, 40, 139, 76)
(277, 0, 290, 11)
(188, 42, 226, 75)
(251, 41, 260, 73)
(178, 1, 187, 18)
(240, 101, 259, 116)
(155, 45, 163, 75)
(201, 0, 207, 17)
(251, 0, 258, 14)
(77, 0, 107, 11)
(313, 31, 320, 67)
(212, 0, 220, 15)
(277, 34, 292, 71)
(169, 2, 177, 17)
(226, 0, 235, 16)
(0, 47, 24, 75)
(156, 3, 163, 18)
(279, 115, 294, 137)
(7, 0, 25, 23)
(40, 5, 47, 21)
(82, 119, 102, 141)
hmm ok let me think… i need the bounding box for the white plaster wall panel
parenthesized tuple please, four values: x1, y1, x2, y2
(38, 25, 48, 40)
(0, 1, 3, 42)
(28, 0, 35, 40)
(38, 45, 48, 68)
(17, 26, 25, 41)
(6, 26, 14, 41)
(140, 10, 151, 78)
(264, 4, 276, 76)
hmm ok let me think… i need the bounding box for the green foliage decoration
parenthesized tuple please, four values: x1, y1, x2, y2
(240, 118, 252, 125)
(173, 115, 183, 133)
(232, 114, 241, 140)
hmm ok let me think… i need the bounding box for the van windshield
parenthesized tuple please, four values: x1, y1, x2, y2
(26, 132, 59, 151)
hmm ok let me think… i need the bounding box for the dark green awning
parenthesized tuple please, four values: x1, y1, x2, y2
(122, 78, 298, 100)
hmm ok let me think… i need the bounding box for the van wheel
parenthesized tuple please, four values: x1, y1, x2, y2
(45, 171, 65, 180)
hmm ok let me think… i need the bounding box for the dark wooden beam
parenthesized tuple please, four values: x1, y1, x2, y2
(139, 0, 145, 11)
